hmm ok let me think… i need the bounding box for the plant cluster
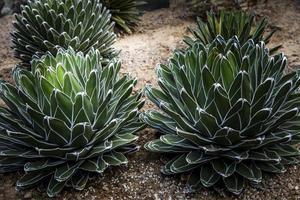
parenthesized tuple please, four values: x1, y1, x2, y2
(0, 0, 299, 198)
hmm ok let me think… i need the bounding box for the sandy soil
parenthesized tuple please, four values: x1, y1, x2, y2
(0, 0, 300, 199)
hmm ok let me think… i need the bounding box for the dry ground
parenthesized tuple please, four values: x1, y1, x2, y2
(0, 0, 300, 199)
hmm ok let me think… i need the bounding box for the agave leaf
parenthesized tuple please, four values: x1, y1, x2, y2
(241, 110, 271, 137)
(228, 71, 243, 103)
(220, 57, 235, 91)
(269, 145, 300, 157)
(5, 130, 54, 149)
(145, 86, 169, 107)
(80, 156, 108, 173)
(269, 108, 299, 129)
(93, 119, 118, 142)
(161, 134, 197, 149)
(176, 128, 212, 146)
(248, 149, 281, 162)
(161, 103, 197, 133)
(17, 171, 52, 189)
(221, 150, 249, 161)
(272, 81, 293, 112)
(70, 172, 89, 191)
(93, 101, 111, 129)
(200, 164, 220, 187)
(195, 109, 219, 137)
(84, 141, 113, 159)
(24, 159, 65, 172)
(188, 170, 202, 189)
(236, 162, 262, 182)
(71, 123, 93, 148)
(256, 162, 286, 173)
(0, 157, 26, 172)
(201, 67, 215, 98)
(144, 140, 189, 153)
(213, 84, 230, 119)
(251, 78, 274, 112)
(103, 151, 128, 166)
(111, 132, 139, 150)
(211, 159, 236, 178)
(53, 90, 73, 120)
(54, 161, 84, 182)
(223, 174, 244, 195)
(169, 154, 199, 173)
(280, 156, 300, 165)
(141, 112, 176, 134)
(0, 149, 41, 159)
(213, 127, 241, 145)
(249, 108, 272, 127)
(44, 117, 71, 146)
(186, 150, 216, 164)
(180, 88, 198, 121)
(19, 75, 37, 99)
(26, 105, 46, 132)
(47, 176, 66, 198)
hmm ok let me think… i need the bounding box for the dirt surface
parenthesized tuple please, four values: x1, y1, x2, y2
(0, 0, 300, 200)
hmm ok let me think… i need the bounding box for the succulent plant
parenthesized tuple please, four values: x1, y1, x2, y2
(101, 0, 145, 34)
(142, 36, 300, 194)
(184, 11, 280, 52)
(186, 0, 213, 16)
(0, 48, 145, 197)
(186, 0, 238, 15)
(12, 0, 117, 68)
(0, 0, 27, 16)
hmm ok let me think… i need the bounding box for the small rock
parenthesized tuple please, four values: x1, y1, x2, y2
(24, 191, 32, 199)
(102, 185, 109, 191)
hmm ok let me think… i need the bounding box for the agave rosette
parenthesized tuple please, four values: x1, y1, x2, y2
(101, 0, 145, 34)
(12, 0, 117, 68)
(184, 11, 280, 52)
(142, 36, 300, 194)
(0, 49, 145, 197)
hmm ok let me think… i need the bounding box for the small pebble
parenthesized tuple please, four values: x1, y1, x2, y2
(24, 191, 32, 199)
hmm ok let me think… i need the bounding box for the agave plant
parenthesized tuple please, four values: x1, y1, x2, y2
(101, 0, 145, 34)
(0, 48, 145, 197)
(142, 36, 300, 194)
(12, 0, 116, 68)
(184, 11, 280, 52)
